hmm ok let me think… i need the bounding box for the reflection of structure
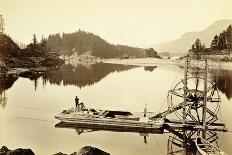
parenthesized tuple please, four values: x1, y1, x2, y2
(167, 129, 221, 155)
(55, 121, 163, 134)
(55, 121, 162, 144)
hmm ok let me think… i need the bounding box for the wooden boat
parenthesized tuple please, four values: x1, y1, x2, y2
(55, 108, 164, 130)
(195, 136, 226, 155)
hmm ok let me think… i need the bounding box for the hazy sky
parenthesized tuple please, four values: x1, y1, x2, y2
(1, 0, 232, 47)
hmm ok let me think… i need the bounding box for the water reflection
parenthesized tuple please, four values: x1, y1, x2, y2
(55, 121, 223, 155)
(55, 121, 163, 135)
(211, 69, 232, 100)
(144, 66, 157, 72)
(167, 129, 221, 155)
(0, 63, 230, 155)
(185, 67, 232, 100)
(0, 74, 18, 108)
(0, 63, 135, 107)
(0, 63, 135, 93)
(55, 121, 161, 145)
(42, 63, 135, 88)
(0, 74, 18, 94)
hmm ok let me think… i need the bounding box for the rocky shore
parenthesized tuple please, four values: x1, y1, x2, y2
(0, 34, 64, 78)
(60, 54, 102, 65)
(176, 54, 232, 70)
(0, 146, 34, 155)
(0, 146, 110, 155)
(103, 57, 176, 66)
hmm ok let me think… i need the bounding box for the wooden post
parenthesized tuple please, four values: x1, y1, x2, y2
(183, 129, 187, 155)
(183, 57, 188, 124)
(202, 58, 208, 127)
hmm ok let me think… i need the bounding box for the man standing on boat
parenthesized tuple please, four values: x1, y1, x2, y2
(75, 96, 79, 108)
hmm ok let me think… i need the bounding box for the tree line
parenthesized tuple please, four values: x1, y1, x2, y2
(189, 24, 232, 54)
(47, 30, 146, 58)
(210, 25, 232, 50)
(1, 15, 160, 59)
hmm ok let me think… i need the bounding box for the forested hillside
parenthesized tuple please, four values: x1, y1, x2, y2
(47, 30, 145, 58)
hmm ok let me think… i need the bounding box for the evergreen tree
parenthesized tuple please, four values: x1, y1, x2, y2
(145, 48, 158, 57)
(210, 35, 219, 50)
(40, 35, 47, 52)
(46, 31, 144, 58)
(218, 31, 227, 50)
(226, 25, 232, 49)
(195, 39, 202, 52)
(0, 15, 5, 34)
(33, 34, 37, 45)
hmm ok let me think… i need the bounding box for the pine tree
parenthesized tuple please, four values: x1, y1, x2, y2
(33, 34, 37, 45)
(40, 35, 47, 52)
(195, 38, 202, 53)
(217, 32, 227, 50)
(226, 25, 232, 49)
(210, 35, 219, 50)
(0, 15, 5, 34)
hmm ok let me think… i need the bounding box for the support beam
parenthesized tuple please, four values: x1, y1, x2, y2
(202, 58, 208, 127)
(183, 57, 188, 123)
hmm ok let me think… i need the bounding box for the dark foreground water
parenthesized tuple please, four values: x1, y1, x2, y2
(0, 63, 231, 155)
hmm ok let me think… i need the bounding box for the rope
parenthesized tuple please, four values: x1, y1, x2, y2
(5, 103, 59, 113)
(0, 115, 55, 123)
(153, 135, 166, 154)
(157, 68, 183, 113)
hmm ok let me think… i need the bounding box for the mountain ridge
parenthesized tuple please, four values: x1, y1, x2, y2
(153, 19, 232, 54)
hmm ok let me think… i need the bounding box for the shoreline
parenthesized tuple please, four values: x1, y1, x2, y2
(0, 145, 110, 155)
(176, 58, 232, 70)
(101, 57, 232, 70)
(102, 58, 177, 67)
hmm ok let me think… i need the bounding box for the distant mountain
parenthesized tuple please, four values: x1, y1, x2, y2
(47, 30, 145, 58)
(153, 19, 232, 54)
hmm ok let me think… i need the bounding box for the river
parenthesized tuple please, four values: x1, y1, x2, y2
(0, 62, 231, 155)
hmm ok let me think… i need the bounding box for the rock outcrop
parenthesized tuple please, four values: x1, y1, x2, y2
(77, 146, 110, 155)
(0, 146, 35, 155)
(0, 145, 110, 155)
(0, 34, 64, 70)
(53, 146, 110, 155)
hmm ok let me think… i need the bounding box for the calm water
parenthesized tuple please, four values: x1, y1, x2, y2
(0, 62, 231, 155)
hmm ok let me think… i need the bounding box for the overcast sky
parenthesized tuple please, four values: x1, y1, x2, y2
(1, 0, 232, 47)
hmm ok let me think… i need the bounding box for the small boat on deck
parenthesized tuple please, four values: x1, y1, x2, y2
(55, 107, 164, 131)
(195, 136, 226, 155)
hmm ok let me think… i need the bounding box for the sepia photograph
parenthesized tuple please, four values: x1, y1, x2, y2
(0, 0, 232, 154)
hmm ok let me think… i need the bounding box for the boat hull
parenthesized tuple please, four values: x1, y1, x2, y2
(55, 109, 164, 132)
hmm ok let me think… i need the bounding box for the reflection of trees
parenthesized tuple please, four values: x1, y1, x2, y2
(187, 67, 232, 100)
(42, 63, 135, 88)
(211, 70, 232, 100)
(144, 66, 157, 72)
(0, 74, 18, 108)
(0, 90, 7, 108)
(0, 74, 18, 94)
